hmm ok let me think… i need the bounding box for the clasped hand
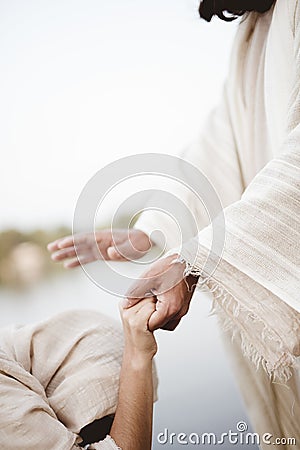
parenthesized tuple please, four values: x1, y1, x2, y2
(123, 254, 198, 331)
(48, 230, 198, 332)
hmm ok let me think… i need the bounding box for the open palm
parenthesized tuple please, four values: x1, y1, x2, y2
(47, 229, 151, 268)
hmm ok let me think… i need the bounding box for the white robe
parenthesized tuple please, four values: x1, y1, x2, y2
(135, 0, 300, 381)
(135, 1, 300, 444)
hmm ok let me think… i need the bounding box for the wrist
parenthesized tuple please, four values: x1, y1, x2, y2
(122, 349, 154, 371)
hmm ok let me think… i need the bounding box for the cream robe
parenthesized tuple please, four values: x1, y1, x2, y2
(0, 311, 124, 449)
(136, 0, 300, 382)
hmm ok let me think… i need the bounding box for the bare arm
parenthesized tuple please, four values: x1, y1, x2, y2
(110, 298, 157, 450)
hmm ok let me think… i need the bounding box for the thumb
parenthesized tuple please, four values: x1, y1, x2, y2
(107, 241, 132, 260)
(107, 236, 149, 261)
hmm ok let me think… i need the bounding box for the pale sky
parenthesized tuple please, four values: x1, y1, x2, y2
(0, 0, 237, 231)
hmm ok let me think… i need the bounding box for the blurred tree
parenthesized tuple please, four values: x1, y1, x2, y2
(0, 227, 71, 288)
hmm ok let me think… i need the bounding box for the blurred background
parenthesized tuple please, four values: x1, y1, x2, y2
(0, 0, 259, 448)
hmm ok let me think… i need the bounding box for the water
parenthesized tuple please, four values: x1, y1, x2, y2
(0, 265, 258, 449)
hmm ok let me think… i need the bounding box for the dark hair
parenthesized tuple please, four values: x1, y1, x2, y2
(199, 0, 276, 22)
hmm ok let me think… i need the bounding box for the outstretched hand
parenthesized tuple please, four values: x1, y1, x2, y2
(123, 254, 198, 332)
(47, 229, 151, 268)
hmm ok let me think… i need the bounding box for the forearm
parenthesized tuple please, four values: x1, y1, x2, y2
(110, 351, 154, 450)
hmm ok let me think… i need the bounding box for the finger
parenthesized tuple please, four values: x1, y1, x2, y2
(148, 309, 169, 331)
(63, 258, 81, 268)
(108, 229, 151, 261)
(51, 244, 97, 262)
(138, 303, 157, 330)
(123, 277, 155, 308)
(147, 288, 187, 331)
(151, 300, 190, 331)
(47, 235, 74, 251)
(120, 298, 156, 329)
(133, 297, 156, 316)
(147, 298, 178, 331)
(59, 235, 79, 248)
(107, 239, 145, 261)
(47, 240, 62, 252)
(119, 296, 155, 315)
(57, 234, 93, 250)
(107, 245, 128, 261)
(51, 247, 77, 261)
(63, 254, 96, 268)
